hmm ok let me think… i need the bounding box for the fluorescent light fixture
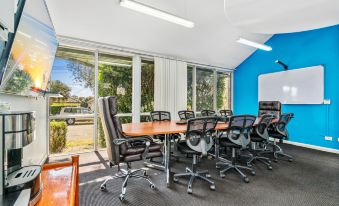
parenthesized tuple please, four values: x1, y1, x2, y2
(237, 38, 272, 51)
(120, 0, 194, 28)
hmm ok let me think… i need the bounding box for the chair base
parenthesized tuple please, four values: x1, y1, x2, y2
(262, 141, 293, 162)
(173, 167, 215, 194)
(100, 168, 156, 202)
(217, 160, 255, 183)
(247, 155, 272, 170)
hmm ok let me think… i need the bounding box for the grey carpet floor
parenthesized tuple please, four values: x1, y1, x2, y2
(75, 144, 339, 206)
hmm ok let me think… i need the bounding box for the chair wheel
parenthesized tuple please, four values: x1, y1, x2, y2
(288, 158, 293, 162)
(267, 160, 272, 164)
(143, 170, 147, 176)
(267, 165, 273, 170)
(187, 187, 192, 194)
(247, 163, 252, 167)
(273, 159, 278, 163)
(150, 184, 156, 189)
(251, 171, 256, 176)
(206, 173, 211, 178)
(216, 165, 220, 169)
(173, 177, 179, 182)
(243, 177, 250, 183)
(210, 185, 215, 191)
(119, 194, 125, 201)
(220, 173, 225, 178)
(100, 184, 106, 191)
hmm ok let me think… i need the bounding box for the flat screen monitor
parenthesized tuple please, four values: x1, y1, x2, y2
(0, 0, 58, 96)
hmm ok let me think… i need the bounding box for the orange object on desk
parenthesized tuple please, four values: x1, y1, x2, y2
(35, 156, 79, 206)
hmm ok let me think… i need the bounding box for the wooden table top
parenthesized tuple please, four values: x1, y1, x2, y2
(122, 121, 229, 136)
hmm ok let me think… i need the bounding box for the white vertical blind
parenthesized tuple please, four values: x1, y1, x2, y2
(154, 57, 187, 120)
(132, 55, 141, 122)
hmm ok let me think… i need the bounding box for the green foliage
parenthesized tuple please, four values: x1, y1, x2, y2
(50, 80, 71, 98)
(98, 118, 106, 148)
(3, 69, 33, 94)
(98, 64, 133, 114)
(49, 121, 67, 153)
(196, 69, 214, 111)
(141, 61, 154, 112)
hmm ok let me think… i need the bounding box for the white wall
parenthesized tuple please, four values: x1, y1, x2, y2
(0, 94, 48, 165)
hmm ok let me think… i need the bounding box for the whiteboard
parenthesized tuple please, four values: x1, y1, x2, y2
(258, 65, 324, 104)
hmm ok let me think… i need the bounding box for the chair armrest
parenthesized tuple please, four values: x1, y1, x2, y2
(113, 137, 152, 160)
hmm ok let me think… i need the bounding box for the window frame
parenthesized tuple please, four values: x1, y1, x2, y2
(187, 64, 232, 115)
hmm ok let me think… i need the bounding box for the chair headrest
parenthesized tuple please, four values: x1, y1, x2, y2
(107, 96, 118, 115)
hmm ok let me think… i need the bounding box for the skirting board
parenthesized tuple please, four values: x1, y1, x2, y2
(269, 138, 339, 154)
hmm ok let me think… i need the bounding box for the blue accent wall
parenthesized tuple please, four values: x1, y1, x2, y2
(234, 25, 339, 150)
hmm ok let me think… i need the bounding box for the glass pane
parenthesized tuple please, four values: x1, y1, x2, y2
(49, 47, 95, 154)
(187, 66, 193, 110)
(141, 59, 154, 112)
(217, 72, 231, 110)
(196, 67, 214, 111)
(97, 53, 133, 148)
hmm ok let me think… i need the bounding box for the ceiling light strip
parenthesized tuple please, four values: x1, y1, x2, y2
(120, 0, 194, 28)
(237, 38, 272, 51)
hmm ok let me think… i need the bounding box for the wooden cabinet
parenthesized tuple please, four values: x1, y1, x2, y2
(34, 156, 79, 206)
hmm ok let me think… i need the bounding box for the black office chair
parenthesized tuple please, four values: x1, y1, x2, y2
(258, 101, 281, 117)
(98, 97, 162, 201)
(219, 109, 233, 122)
(201, 110, 216, 117)
(267, 113, 294, 162)
(150, 111, 171, 141)
(216, 115, 256, 183)
(178, 110, 195, 120)
(174, 117, 218, 194)
(219, 109, 233, 117)
(247, 114, 275, 170)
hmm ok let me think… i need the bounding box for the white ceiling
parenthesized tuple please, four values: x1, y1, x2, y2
(45, 0, 338, 69)
(45, 0, 271, 69)
(225, 0, 339, 34)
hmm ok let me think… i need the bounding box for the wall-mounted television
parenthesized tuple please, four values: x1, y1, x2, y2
(0, 0, 58, 96)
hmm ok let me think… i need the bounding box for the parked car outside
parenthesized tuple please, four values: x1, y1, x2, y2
(51, 107, 94, 125)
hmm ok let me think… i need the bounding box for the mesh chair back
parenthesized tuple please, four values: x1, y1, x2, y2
(219, 110, 233, 117)
(226, 115, 256, 148)
(98, 97, 125, 165)
(150, 111, 171, 121)
(178, 110, 195, 120)
(258, 101, 281, 117)
(186, 117, 218, 156)
(275, 113, 294, 136)
(201, 110, 216, 117)
(255, 114, 275, 140)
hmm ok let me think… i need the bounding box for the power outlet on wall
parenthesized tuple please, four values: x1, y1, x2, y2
(324, 136, 332, 141)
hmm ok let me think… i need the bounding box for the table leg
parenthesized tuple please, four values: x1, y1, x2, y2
(164, 133, 171, 187)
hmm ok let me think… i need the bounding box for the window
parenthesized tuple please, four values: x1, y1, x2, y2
(216, 72, 231, 110)
(187, 65, 232, 114)
(98, 53, 133, 122)
(196, 67, 214, 111)
(140, 59, 154, 122)
(49, 47, 95, 154)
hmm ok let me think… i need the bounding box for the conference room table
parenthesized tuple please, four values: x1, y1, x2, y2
(122, 118, 269, 187)
(122, 120, 229, 187)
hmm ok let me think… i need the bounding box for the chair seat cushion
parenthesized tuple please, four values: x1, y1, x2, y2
(124, 142, 162, 155)
(122, 151, 162, 162)
(177, 141, 200, 155)
(219, 138, 241, 148)
(251, 136, 265, 142)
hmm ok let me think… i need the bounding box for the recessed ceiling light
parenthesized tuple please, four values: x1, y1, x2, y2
(120, 0, 194, 28)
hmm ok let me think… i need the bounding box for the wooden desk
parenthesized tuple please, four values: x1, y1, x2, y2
(35, 156, 79, 206)
(122, 121, 228, 187)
